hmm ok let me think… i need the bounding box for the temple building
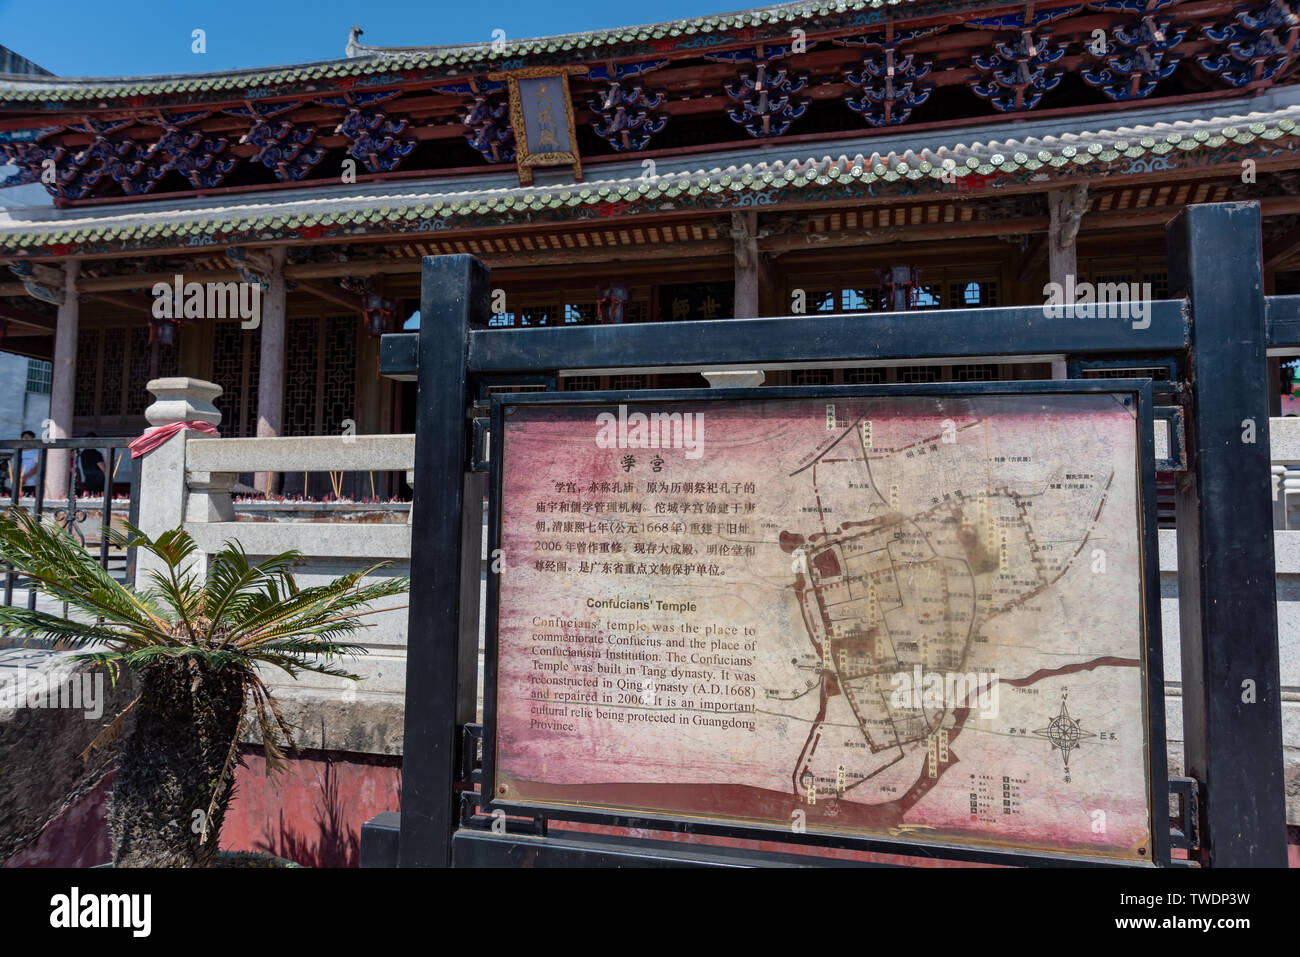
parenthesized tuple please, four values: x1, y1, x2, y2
(2, 0, 1300, 498)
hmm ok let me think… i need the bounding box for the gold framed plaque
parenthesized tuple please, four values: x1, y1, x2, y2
(488, 65, 586, 185)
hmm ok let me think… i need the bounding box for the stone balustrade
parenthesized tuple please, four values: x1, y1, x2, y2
(134, 377, 415, 755)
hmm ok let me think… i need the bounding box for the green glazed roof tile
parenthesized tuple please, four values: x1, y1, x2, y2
(1, 106, 1296, 253)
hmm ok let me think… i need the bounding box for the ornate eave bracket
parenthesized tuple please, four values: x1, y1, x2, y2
(1198, 0, 1300, 86)
(707, 43, 815, 138)
(8, 260, 65, 305)
(587, 60, 670, 152)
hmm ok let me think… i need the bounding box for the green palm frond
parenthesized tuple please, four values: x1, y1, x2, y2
(0, 605, 155, 651)
(218, 567, 406, 649)
(202, 543, 299, 628)
(0, 507, 409, 685)
(0, 508, 171, 639)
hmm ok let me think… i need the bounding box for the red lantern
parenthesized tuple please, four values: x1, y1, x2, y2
(149, 316, 178, 346)
(597, 284, 629, 324)
(880, 266, 922, 312)
(364, 294, 397, 338)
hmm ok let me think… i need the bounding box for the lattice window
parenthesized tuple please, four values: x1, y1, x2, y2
(564, 376, 600, 391)
(1081, 365, 1170, 380)
(843, 288, 879, 312)
(1143, 272, 1168, 299)
(125, 328, 152, 417)
(74, 329, 100, 417)
(98, 329, 126, 416)
(1093, 273, 1135, 297)
(66, 327, 185, 420)
(159, 338, 178, 380)
(609, 375, 648, 390)
(521, 304, 559, 326)
(899, 366, 941, 383)
(486, 384, 547, 395)
(320, 315, 357, 435)
(953, 364, 999, 381)
(565, 303, 595, 324)
(210, 321, 260, 436)
(1084, 253, 1169, 299)
(25, 358, 51, 395)
(210, 323, 243, 432)
(284, 314, 320, 436)
(124, 329, 177, 417)
(245, 324, 261, 433)
(844, 368, 886, 384)
(487, 287, 650, 327)
(792, 271, 995, 316)
(952, 280, 999, 308)
(803, 289, 837, 313)
(911, 284, 942, 310)
(488, 304, 560, 327)
(278, 314, 357, 436)
(790, 369, 833, 385)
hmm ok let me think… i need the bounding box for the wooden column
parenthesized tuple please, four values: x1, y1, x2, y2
(1047, 185, 1088, 379)
(47, 260, 79, 500)
(732, 211, 760, 319)
(254, 247, 287, 493)
(724, 211, 766, 385)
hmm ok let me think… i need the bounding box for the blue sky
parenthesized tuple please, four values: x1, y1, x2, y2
(0, 0, 741, 77)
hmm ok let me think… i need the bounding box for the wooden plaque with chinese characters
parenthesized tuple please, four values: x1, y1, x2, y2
(489, 66, 585, 185)
(490, 392, 1156, 860)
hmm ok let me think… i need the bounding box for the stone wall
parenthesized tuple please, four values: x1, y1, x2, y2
(0, 650, 136, 864)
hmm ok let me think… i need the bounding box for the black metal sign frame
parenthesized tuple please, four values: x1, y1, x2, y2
(480, 381, 1168, 867)
(370, 202, 1291, 868)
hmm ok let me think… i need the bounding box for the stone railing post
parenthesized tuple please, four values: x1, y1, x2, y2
(133, 377, 224, 588)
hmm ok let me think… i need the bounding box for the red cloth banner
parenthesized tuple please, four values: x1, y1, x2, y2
(128, 421, 220, 458)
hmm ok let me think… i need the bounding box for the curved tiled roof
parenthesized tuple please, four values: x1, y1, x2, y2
(2, 103, 1295, 254)
(0, 0, 933, 103)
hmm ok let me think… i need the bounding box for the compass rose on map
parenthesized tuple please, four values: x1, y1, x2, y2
(1033, 699, 1096, 770)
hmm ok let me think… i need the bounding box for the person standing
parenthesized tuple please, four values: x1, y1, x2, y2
(79, 433, 105, 495)
(18, 430, 38, 496)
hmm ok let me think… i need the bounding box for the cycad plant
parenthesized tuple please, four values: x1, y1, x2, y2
(0, 507, 407, 867)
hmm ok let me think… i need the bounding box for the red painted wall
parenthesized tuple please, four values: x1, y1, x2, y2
(219, 746, 401, 868)
(4, 773, 114, 868)
(4, 747, 401, 868)
(5, 749, 1297, 868)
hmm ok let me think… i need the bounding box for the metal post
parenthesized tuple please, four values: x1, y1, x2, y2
(100, 447, 114, 572)
(399, 255, 490, 867)
(1167, 202, 1288, 866)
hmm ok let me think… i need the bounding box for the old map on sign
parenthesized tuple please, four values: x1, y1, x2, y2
(494, 392, 1152, 860)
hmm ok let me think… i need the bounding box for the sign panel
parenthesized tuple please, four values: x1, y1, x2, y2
(656, 282, 735, 323)
(489, 67, 585, 185)
(491, 391, 1155, 860)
